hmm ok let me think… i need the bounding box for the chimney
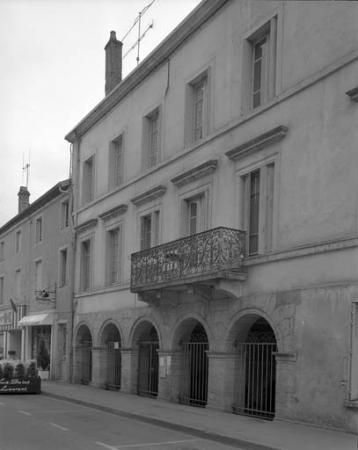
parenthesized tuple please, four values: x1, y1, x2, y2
(105, 31, 123, 96)
(18, 186, 30, 213)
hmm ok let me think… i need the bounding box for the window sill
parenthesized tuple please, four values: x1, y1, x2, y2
(344, 400, 358, 409)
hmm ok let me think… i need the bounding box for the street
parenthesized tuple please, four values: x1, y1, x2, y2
(0, 394, 241, 450)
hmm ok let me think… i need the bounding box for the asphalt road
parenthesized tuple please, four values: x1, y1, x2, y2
(0, 394, 242, 450)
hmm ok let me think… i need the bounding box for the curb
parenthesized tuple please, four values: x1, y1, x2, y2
(42, 391, 281, 450)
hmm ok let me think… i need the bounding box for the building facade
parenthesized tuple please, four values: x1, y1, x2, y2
(0, 180, 73, 381)
(65, 0, 358, 432)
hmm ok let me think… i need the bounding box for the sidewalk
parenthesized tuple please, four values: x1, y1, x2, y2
(41, 380, 357, 450)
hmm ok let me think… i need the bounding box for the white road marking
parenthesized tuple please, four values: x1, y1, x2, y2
(97, 443, 118, 450)
(50, 422, 69, 431)
(18, 410, 31, 416)
(97, 439, 202, 449)
(29, 409, 88, 414)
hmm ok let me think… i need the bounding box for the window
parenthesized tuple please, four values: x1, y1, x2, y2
(80, 239, 92, 291)
(106, 227, 122, 285)
(242, 162, 275, 256)
(82, 156, 94, 204)
(34, 260, 42, 293)
(186, 69, 210, 145)
(0, 241, 4, 261)
(351, 303, 358, 401)
(243, 16, 277, 112)
(185, 196, 206, 236)
(61, 201, 70, 229)
(0, 277, 3, 304)
(143, 108, 160, 169)
(140, 210, 160, 250)
(15, 230, 21, 253)
(15, 269, 21, 300)
(109, 135, 124, 189)
(35, 217, 43, 243)
(59, 249, 68, 287)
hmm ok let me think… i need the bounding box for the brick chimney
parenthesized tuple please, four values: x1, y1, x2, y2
(105, 31, 123, 96)
(18, 186, 30, 213)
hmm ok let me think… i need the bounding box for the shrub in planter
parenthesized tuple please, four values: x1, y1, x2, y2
(3, 363, 14, 381)
(26, 361, 38, 378)
(15, 362, 26, 379)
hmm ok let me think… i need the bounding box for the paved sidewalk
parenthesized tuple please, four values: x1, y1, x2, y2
(41, 380, 357, 450)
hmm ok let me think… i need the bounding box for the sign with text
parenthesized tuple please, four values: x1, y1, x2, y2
(0, 309, 13, 331)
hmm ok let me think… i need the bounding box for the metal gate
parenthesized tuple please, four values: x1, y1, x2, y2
(138, 329, 159, 398)
(80, 340, 92, 385)
(180, 324, 208, 407)
(106, 342, 121, 391)
(234, 330, 277, 420)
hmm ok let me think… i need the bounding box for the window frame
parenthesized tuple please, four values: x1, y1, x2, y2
(15, 268, 21, 300)
(239, 158, 276, 256)
(60, 200, 70, 229)
(15, 229, 21, 254)
(142, 106, 161, 170)
(34, 259, 43, 294)
(59, 247, 68, 288)
(0, 276, 4, 304)
(0, 241, 4, 261)
(139, 209, 160, 251)
(106, 225, 123, 285)
(82, 155, 95, 205)
(35, 216, 43, 243)
(80, 237, 92, 291)
(109, 133, 125, 189)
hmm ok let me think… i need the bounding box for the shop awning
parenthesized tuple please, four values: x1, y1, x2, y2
(18, 313, 53, 327)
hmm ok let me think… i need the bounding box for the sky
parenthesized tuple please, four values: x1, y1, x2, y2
(0, 0, 202, 227)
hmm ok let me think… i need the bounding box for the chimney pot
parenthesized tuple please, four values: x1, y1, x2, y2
(105, 30, 123, 96)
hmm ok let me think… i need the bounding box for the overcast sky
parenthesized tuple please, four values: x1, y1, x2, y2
(0, 0, 202, 227)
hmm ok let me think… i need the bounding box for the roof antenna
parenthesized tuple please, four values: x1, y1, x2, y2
(22, 149, 31, 188)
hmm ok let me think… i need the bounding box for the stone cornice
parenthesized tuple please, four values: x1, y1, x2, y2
(130, 185, 167, 207)
(98, 204, 128, 221)
(75, 218, 98, 233)
(65, 0, 231, 143)
(346, 86, 358, 101)
(225, 125, 288, 161)
(171, 160, 218, 187)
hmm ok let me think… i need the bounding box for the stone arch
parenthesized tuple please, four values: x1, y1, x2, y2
(129, 317, 162, 350)
(228, 311, 278, 420)
(98, 319, 123, 347)
(98, 320, 122, 391)
(74, 322, 93, 345)
(73, 322, 93, 385)
(170, 313, 211, 351)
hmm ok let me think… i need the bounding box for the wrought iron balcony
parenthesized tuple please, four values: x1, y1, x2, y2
(130, 227, 246, 293)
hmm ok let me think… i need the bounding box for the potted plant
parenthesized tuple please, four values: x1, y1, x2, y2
(36, 340, 50, 380)
(0, 361, 41, 394)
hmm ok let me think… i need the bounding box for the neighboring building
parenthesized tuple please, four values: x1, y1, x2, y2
(0, 180, 73, 381)
(65, 0, 358, 432)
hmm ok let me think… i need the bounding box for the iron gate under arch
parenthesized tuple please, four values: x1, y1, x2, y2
(106, 341, 121, 391)
(234, 321, 277, 420)
(137, 327, 159, 398)
(80, 340, 92, 385)
(180, 323, 208, 408)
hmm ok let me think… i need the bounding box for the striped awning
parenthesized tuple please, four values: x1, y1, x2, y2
(18, 313, 53, 327)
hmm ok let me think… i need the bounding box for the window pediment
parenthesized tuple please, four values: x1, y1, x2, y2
(130, 185, 167, 207)
(99, 204, 128, 221)
(171, 159, 218, 187)
(75, 218, 98, 233)
(225, 126, 288, 161)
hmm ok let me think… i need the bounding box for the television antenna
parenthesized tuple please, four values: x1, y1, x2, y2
(122, 0, 156, 65)
(22, 150, 31, 188)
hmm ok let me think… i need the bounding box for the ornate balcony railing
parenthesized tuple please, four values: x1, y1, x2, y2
(130, 227, 246, 292)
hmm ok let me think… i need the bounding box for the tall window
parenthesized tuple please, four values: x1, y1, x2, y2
(143, 108, 160, 169)
(60, 324, 67, 360)
(109, 135, 124, 189)
(245, 16, 277, 111)
(107, 227, 122, 285)
(80, 239, 91, 291)
(34, 260, 42, 293)
(35, 217, 43, 243)
(193, 78, 206, 142)
(0, 241, 4, 261)
(243, 163, 275, 256)
(59, 249, 68, 287)
(0, 276, 3, 304)
(15, 269, 21, 300)
(15, 230, 21, 253)
(140, 211, 160, 250)
(83, 156, 94, 204)
(186, 70, 210, 145)
(61, 201, 69, 229)
(252, 37, 268, 109)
